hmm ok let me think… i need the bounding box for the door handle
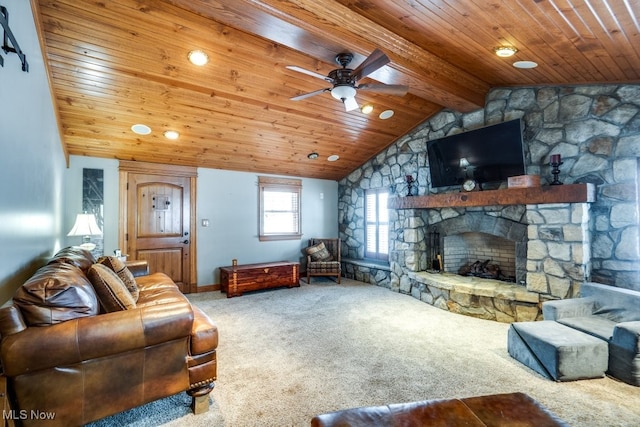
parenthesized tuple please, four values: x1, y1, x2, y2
(182, 240, 190, 244)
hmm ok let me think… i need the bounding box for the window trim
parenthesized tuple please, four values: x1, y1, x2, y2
(258, 176, 302, 241)
(364, 188, 389, 261)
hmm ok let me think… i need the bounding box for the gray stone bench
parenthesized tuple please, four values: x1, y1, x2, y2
(508, 320, 608, 381)
(341, 258, 391, 287)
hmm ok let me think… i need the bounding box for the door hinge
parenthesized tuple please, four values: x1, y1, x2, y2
(126, 182, 129, 190)
(125, 233, 129, 241)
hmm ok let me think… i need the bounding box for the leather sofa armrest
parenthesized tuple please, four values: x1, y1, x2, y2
(190, 306, 218, 356)
(0, 306, 27, 337)
(1, 300, 194, 377)
(542, 296, 598, 321)
(126, 260, 149, 277)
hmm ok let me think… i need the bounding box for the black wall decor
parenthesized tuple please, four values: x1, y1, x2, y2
(0, 5, 29, 71)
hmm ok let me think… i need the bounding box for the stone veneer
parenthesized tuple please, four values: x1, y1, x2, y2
(390, 200, 591, 321)
(338, 84, 640, 320)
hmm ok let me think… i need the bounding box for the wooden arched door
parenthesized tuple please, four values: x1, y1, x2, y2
(119, 161, 197, 293)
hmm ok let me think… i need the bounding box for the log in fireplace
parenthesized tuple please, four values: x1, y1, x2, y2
(458, 259, 513, 282)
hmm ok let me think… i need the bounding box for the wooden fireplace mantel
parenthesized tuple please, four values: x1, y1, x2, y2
(388, 183, 595, 209)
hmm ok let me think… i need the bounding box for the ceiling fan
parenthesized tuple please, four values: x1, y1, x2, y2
(286, 49, 409, 112)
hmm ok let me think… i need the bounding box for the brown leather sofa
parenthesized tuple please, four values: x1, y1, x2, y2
(311, 392, 568, 427)
(0, 247, 218, 426)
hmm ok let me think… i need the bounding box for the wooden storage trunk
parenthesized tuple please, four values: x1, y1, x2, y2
(220, 261, 300, 298)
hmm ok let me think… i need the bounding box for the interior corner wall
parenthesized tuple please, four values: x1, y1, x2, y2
(0, 0, 67, 304)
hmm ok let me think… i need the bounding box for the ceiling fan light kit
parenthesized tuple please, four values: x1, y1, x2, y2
(330, 85, 357, 100)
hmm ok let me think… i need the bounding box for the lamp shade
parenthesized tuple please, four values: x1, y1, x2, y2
(67, 213, 102, 237)
(330, 85, 357, 101)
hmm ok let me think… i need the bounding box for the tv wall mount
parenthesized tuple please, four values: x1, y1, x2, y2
(0, 5, 29, 72)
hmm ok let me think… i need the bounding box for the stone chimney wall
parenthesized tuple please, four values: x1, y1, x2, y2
(339, 84, 640, 293)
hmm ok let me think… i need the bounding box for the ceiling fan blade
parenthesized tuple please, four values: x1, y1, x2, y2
(343, 97, 359, 112)
(351, 49, 390, 81)
(286, 65, 333, 82)
(290, 88, 330, 101)
(358, 83, 409, 96)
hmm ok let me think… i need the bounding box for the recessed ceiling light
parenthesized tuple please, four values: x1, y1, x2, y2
(188, 50, 209, 66)
(131, 124, 151, 135)
(379, 110, 394, 120)
(361, 104, 374, 114)
(513, 60, 538, 69)
(327, 155, 340, 162)
(163, 130, 180, 140)
(494, 46, 518, 57)
(307, 152, 319, 159)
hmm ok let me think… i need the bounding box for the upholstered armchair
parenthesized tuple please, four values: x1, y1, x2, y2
(305, 238, 341, 284)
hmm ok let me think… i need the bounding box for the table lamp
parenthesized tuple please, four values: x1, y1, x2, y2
(67, 213, 102, 250)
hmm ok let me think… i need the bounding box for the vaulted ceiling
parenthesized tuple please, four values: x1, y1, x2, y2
(33, 0, 640, 181)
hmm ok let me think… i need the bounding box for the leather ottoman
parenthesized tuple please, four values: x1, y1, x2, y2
(311, 392, 567, 426)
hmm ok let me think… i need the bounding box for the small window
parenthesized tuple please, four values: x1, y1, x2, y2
(365, 189, 389, 260)
(259, 176, 302, 241)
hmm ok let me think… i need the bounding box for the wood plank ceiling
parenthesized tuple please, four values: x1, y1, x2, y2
(33, 0, 640, 181)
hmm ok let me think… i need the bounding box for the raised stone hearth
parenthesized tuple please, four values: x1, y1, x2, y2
(409, 271, 540, 322)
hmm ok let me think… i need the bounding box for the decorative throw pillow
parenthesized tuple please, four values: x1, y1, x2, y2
(87, 264, 137, 312)
(97, 256, 139, 302)
(306, 242, 333, 262)
(13, 263, 100, 326)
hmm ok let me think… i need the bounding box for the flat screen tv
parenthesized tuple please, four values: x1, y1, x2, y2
(426, 119, 525, 188)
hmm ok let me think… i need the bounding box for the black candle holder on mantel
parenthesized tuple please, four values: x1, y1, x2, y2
(405, 175, 415, 196)
(549, 154, 563, 185)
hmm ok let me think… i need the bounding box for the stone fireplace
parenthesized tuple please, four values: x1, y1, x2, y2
(388, 184, 595, 322)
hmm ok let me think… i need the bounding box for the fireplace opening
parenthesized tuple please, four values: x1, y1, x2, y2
(443, 232, 517, 283)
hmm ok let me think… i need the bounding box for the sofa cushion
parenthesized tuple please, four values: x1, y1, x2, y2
(583, 282, 640, 323)
(307, 242, 333, 262)
(98, 256, 139, 301)
(308, 261, 341, 273)
(557, 316, 617, 341)
(87, 264, 137, 312)
(48, 246, 96, 273)
(13, 263, 99, 326)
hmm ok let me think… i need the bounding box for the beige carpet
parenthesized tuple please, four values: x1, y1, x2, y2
(90, 278, 640, 426)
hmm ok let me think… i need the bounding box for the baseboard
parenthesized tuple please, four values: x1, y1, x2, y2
(196, 284, 220, 293)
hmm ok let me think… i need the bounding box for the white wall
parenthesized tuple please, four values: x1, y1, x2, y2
(0, 0, 67, 303)
(196, 168, 338, 285)
(64, 156, 120, 254)
(62, 157, 339, 287)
